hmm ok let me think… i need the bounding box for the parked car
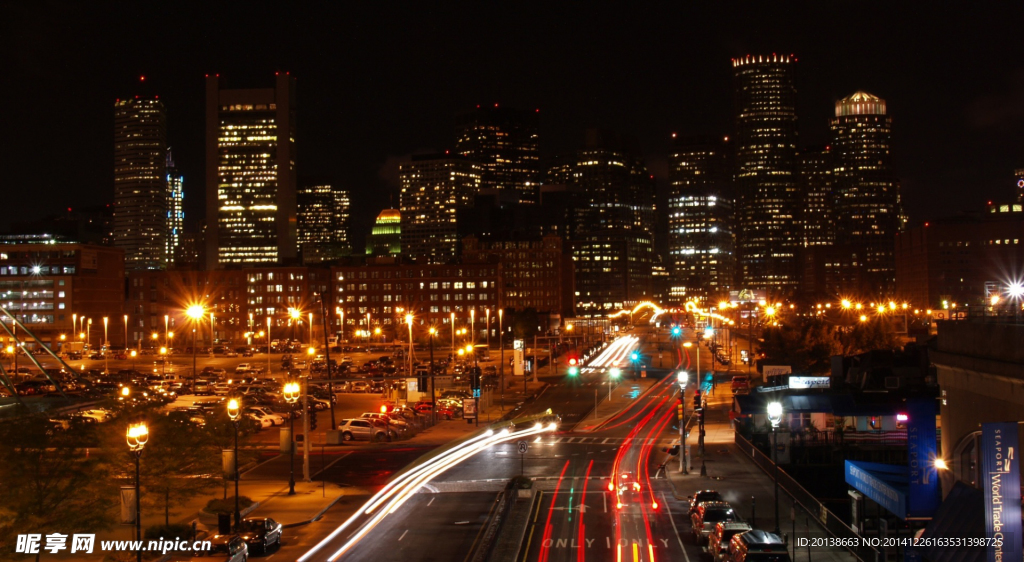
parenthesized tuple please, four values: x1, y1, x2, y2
(709, 521, 753, 562)
(235, 363, 253, 374)
(688, 489, 724, 515)
(238, 517, 282, 555)
(245, 407, 284, 427)
(337, 418, 388, 442)
(691, 501, 738, 544)
(362, 417, 399, 440)
(728, 529, 790, 562)
(204, 534, 248, 562)
(730, 376, 750, 394)
(350, 381, 370, 393)
(361, 412, 410, 432)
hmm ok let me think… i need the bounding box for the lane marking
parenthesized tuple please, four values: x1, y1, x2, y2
(661, 491, 689, 562)
(398, 529, 408, 541)
(427, 497, 435, 507)
(311, 451, 352, 479)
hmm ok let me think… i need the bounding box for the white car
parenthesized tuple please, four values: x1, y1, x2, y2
(235, 363, 252, 374)
(246, 407, 285, 426)
(76, 409, 111, 423)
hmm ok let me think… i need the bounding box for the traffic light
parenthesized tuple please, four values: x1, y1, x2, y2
(630, 351, 639, 362)
(471, 366, 481, 390)
(567, 355, 579, 376)
(693, 390, 702, 410)
(696, 409, 704, 424)
(671, 326, 681, 337)
(309, 407, 318, 431)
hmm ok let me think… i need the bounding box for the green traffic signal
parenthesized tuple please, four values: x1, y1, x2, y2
(568, 366, 579, 376)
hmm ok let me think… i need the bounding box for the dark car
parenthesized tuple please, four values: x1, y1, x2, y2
(203, 534, 248, 561)
(238, 517, 282, 555)
(691, 501, 738, 544)
(688, 489, 724, 515)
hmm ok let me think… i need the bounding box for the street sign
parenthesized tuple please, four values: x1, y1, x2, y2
(463, 398, 477, 419)
(518, 440, 528, 454)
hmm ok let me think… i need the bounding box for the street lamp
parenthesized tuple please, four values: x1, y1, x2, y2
(405, 313, 414, 379)
(124, 314, 129, 351)
(186, 305, 205, 392)
(450, 312, 456, 352)
(159, 347, 167, 376)
(227, 398, 242, 531)
(126, 421, 149, 562)
(130, 349, 137, 372)
(283, 381, 300, 495)
(103, 317, 109, 374)
(498, 309, 504, 412)
(428, 327, 437, 422)
(767, 400, 784, 535)
(676, 370, 688, 473)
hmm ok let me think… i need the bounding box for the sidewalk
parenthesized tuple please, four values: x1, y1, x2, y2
(662, 374, 856, 562)
(403, 379, 547, 445)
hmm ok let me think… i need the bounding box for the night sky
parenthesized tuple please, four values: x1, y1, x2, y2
(3, 2, 1023, 250)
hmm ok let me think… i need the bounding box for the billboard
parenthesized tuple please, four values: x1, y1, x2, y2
(981, 422, 1021, 562)
(788, 376, 830, 390)
(728, 289, 767, 304)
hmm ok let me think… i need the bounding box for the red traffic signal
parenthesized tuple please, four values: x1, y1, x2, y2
(568, 356, 578, 367)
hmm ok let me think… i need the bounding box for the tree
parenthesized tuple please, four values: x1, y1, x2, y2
(843, 317, 901, 355)
(758, 319, 843, 374)
(116, 413, 221, 526)
(510, 307, 540, 342)
(0, 416, 117, 560)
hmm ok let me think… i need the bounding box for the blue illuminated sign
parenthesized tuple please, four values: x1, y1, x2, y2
(981, 422, 1021, 562)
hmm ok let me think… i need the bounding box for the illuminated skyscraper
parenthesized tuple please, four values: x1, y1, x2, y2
(455, 105, 540, 204)
(205, 74, 297, 269)
(333, 189, 351, 252)
(297, 183, 349, 263)
(797, 146, 834, 248)
(550, 130, 655, 312)
(732, 54, 800, 292)
(366, 209, 402, 257)
(165, 148, 184, 267)
(831, 91, 902, 293)
(114, 96, 167, 270)
(667, 135, 735, 303)
(399, 154, 482, 263)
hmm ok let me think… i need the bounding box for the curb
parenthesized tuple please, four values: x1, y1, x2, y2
(281, 492, 346, 528)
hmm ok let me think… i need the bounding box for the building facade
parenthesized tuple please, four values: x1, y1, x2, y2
(165, 149, 185, 267)
(667, 135, 735, 303)
(461, 234, 573, 317)
(732, 55, 801, 293)
(297, 183, 349, 264)
(205, 74, 298, 269)
(550, 130, 656, 314)
(0, 244, 125, 348)
(399, 154, 482, 264)
(455, 105, 540, 204)
(831, 91, 903, 294)
(797, 145, 834, 248)
(114, 97, 167, 270)
(894, 203, 1024, 309)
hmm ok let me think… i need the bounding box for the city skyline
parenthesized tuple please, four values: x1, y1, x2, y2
(4, 4, 1024, 253)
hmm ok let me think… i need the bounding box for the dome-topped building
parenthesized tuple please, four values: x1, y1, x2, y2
(835, 91, 887, 117)
(365, 208, 402, 257)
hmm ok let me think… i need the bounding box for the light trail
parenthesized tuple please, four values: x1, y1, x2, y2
(538, 460, 571, 562)
(300, 422, 557, 562)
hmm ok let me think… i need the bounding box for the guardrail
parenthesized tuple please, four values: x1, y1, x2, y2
(734, 432, 883, 562)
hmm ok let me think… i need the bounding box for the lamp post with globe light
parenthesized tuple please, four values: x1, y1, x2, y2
(186, 305, 205, 392)
(677, 370, 688, 474)
(283, 381, 300, 495)
(1009, 282, 1024, 323)
(126, 421, 149, 562)
(767, 400, 784, 535)
(227, 398, 241, 530)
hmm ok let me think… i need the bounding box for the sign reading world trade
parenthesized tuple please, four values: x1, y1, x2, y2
(981, 422, 1021, 562)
